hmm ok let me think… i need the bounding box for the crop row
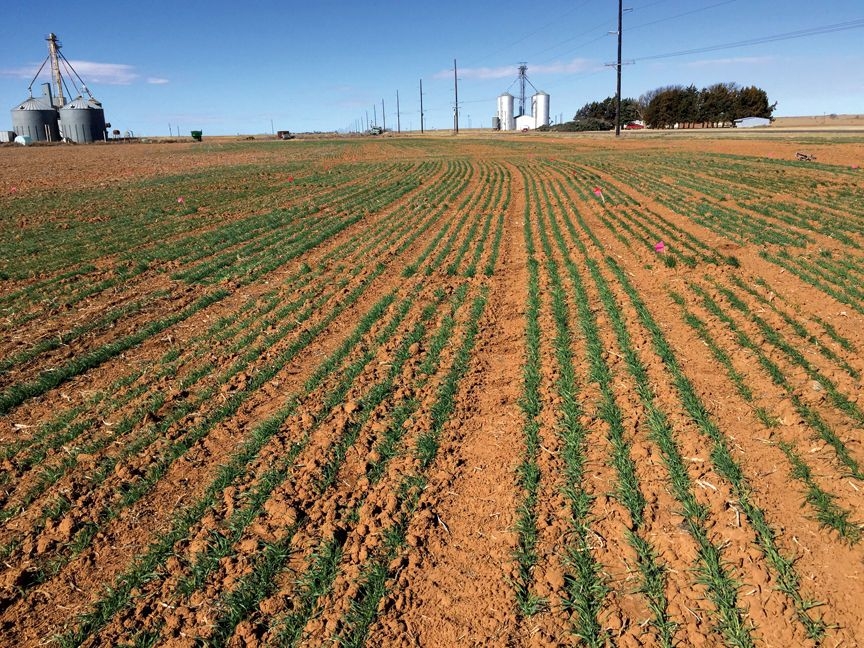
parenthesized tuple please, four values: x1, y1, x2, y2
(510, 158, 835, 645)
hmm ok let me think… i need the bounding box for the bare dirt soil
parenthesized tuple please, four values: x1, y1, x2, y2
(1, 133, 863, 647)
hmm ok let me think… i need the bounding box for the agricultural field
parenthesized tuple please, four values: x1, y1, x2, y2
(0, 132, 863, 647)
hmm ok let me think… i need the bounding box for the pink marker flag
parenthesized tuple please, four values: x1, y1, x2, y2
(593, 186, 605, 204)
(177, 196, 185, 204)
(10, 187, 17, 194)
(288, 175, 294, 183)
(654, 241, 666, 253)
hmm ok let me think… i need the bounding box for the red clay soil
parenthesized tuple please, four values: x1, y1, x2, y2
(1, 134, 863, 647)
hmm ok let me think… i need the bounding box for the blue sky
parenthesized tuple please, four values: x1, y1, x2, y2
(2, 1, 862, 136)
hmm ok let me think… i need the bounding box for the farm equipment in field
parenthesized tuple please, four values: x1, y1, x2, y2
(277, 130, 295, 140)
(796, 151, 816, 161)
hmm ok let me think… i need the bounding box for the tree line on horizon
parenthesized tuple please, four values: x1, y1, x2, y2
(546, 82, 776, 131)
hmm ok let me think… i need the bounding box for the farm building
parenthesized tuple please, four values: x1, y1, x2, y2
(8, 33, 108, 143)
(734, 116, 771, 128)
(494, 65, 550, 131)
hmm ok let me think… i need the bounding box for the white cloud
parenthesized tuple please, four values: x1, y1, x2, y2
(66, 61, 138, 84)
(147, 77, 170, 85)
(435, 58, 599, 80)
(0, 60, 139, 85)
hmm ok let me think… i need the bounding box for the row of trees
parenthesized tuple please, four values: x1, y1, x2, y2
(549, 82, 776, 131)
(640, 83, 776, 129)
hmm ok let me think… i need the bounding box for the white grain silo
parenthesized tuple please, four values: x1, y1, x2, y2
(533, 91, 550, 128)
(495, 65, 550, 131)
(497, 93, 515, 131)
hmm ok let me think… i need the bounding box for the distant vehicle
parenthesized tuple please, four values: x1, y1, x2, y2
(369, 126, 384, 135)
(277, 130, 295, 140)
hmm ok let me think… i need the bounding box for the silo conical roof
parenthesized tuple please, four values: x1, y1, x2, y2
(14, 95, 54, 110)
(62, 95, 103, 110)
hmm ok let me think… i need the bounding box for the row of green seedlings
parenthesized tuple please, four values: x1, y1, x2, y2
(0, 165, 412, 382)
(658, 153, 864, 238)
(535, 168, 678, 645)
(528, 168, 611, 647)
(330, 289, 490, 648)
(0, 359, 160, 518)
(284, 291, 466, 643)
(512, 185, 545, 618)
(0, 252, 327, 487)
(683, 279, 864, 488)
(603, 259, 830, 641)
(313, 172, 503, 644)
(0, 160, 440, 417)
(557, 178, 765, 645)
(255, 281, 474, 646)
(172, 162, 427, 286)
(556, 160, 730, 269)
(157, 286, 435, 647)
(609, 151, 857, 243)
(438, 160, 496, 276)
(707, 278, 864, 440)
(21, 157, 372, 276)
(0, 157, 361, 314)
(664, 153, 863, 249)
(401, 159, 475, 277)
(176, 161, 428, 285)
(3, 158, 327, 282)
(58, 244, 488, 646)
(471, 161, 509, 278)
(591, 154, 812, 249)
(743, 275, 859, 370)
(0, 252, 353, 530)
(669, 290, 863, 544)
(563, 191, 827, 641)
(52, 276, 414, 647)
(749, 199, 862, 249)
(7, 155, 475, 602)
(421, 162, 488, 277)
(0, 278, 300, 477)
(0, 158, 420, 329)
(760, 247, 864, 316)
(728, 275, 860, 380)
(0, 158, 469, 592)
(0, 288, 171, 384)
(0, 260, 391, 593)
(0, 154, 461, 513)
(1, 259, 151, 334)
(179, 284, 471, 648)
(446, 161, 509, 278)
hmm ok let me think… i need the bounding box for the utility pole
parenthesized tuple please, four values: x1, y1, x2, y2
(420, 79, 425, 134)
(373, 104, 377, 127)
(382, 98, 386, 131)
(615, 0, 623, 137)
(396, 90, 401, 133)
(453, 59, 459, 134)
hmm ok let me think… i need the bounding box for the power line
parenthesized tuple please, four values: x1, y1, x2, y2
(627, 0, 738, 33)
(634, 18, 864, 62)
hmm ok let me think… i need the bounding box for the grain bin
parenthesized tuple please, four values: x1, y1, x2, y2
(11, 83, 60, 142)
(497, 93, 515, 131)
(59, 95, 107, 143)
(532, 92, 550, 128)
